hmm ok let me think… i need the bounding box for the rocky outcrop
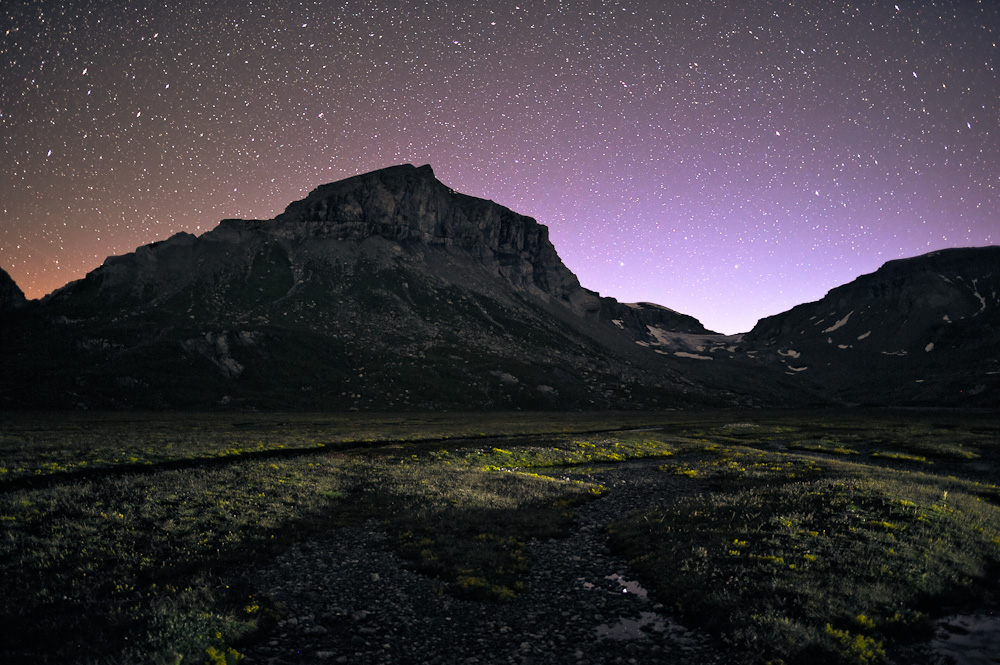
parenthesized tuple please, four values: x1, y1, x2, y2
(611, 301, 714, 335)
(45, 165, 600, 316)
(0, 266, 26, 311)
(264, 164, 590, 306)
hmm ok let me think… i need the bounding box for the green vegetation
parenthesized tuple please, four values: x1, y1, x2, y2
(0, 411, 673, 483)
(1, 410, 998, 664)
(607, 415, 1000, 665)
(0, 412, 671, 663)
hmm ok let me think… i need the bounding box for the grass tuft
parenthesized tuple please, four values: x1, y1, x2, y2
(607, 446, 1000, 664)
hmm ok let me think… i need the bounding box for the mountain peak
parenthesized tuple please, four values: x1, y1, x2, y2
(271, 163, 521, 249)
(249, 164, 588, 303)
(275, 163, 445, 227)
(0, 265, 26, 310)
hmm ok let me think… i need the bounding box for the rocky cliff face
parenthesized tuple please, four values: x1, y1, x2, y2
(45, 164, 597, 315)
(0, 266, 26, 311)
(269, 164, 587, 303)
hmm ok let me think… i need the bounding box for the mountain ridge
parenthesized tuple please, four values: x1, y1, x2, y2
(2, 164, 997, 409)
(741, 245, 1000, 405)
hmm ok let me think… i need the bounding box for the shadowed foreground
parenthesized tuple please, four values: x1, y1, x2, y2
(1, 410, 997, 664)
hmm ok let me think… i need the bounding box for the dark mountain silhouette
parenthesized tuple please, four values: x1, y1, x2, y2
(741, 247, 1000, 405)
(0, 266, 25, 311)
(2, 165, 997, 409)
(1, 165, 765, 410)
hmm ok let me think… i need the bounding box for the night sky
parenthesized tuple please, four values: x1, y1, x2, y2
(2, 1, 997, 334)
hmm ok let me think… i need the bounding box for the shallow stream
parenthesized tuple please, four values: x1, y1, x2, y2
(932, 613, 1000, 665)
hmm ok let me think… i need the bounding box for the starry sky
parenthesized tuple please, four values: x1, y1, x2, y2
(2, 0, 997, 334)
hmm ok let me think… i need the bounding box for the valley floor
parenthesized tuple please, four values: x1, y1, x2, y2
(1, 409, 998, 664)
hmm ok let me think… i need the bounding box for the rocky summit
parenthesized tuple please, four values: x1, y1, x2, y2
(1, 164, 998, 409)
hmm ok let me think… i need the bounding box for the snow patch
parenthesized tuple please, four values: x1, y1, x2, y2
(942, 315, 951, 322)
(611, 319, 624, 329)
(643, 327, 739, 354)
(882, 350, 908, 356)
(777, 349, 801, 359)
(971, 279, 987, 314)
(624, 301, 679, 314)
(857, 331, 871, 340)
(822, 310, 854, 333)
(787, 366, 808, 372)
(925, 342, 935, 352)
(674, 352, 713, 361)
(646, 325, 671, 346)
(837, 344, 851, 350)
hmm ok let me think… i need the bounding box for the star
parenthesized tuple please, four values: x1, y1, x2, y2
(0, 0, 996, 334)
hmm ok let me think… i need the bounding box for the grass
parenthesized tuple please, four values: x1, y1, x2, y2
(0, 412, 673, 664)
(1, 410, 998, 664)
(0, 411, 674, 483)
(606, 423, 1000, 665)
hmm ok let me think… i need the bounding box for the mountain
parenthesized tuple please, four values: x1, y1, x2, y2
(1, 164, 763, 410)
(741, 247, 1000, 405)
(0, 266, 25, 311)
(2, 164, 996, 410)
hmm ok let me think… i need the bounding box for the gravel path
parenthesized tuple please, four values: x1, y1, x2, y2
(238, 460, 725, 664)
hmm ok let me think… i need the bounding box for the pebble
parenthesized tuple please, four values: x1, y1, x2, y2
(236, 460, 724, 664)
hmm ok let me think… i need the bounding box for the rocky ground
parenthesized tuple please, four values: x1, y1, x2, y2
(236, 459, 984, 665)
(237, 460, 724, 665)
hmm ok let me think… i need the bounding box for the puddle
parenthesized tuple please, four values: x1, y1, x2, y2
(932, 613, 1000, 665)
(605, 573, 648, 599)
(596, 611, 668, 640)
(591, 573, 689, 641)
